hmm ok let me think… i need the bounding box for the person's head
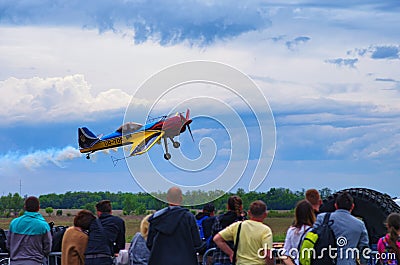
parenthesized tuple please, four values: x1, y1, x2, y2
(387, 213, 400, 231)
(166, 186, 183, 206)
(203, 203, 215, 216)
(293, 199, 316, 228)
(74, 210, 96, 230)
(305, 189, 322, 212)
(248, 200, 267, 221)
(24, 196, 40, 212)
(96, 200, 112, 215)
(335, 191, 354, 211)
(140, 214, 152, 240)
(227, 195, 243, 217)
(386, 213, 400, 257)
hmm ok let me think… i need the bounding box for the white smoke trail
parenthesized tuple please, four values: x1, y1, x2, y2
(0, 146, 82, 170)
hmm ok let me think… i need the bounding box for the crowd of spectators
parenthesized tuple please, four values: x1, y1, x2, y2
(2, 188, 399, 265)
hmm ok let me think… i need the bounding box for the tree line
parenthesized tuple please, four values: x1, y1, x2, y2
(0, 187, 334, 217)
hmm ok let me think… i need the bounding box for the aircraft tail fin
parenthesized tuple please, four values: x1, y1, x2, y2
(78, 127, 100, 149)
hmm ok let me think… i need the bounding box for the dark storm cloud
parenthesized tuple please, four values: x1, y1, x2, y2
(0, 0, 272, 45)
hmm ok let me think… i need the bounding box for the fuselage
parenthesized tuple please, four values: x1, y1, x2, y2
(79, 114, 191, 154)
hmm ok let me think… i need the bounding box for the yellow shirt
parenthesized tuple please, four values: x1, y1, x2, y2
(219, 220, 273, 265)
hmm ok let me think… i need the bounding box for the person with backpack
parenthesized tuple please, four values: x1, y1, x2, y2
(210, 195, 246, 265)
(282, 200, 316, 265)
(301, 191, 369, 265)
(377, 212, 400, 264)
(196, 203, 216, 240)
(196, 202, 216, 256)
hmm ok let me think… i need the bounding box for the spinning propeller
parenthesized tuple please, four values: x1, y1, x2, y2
(180, 109, 194, 142)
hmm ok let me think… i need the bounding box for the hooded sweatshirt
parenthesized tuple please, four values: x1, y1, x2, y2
(7, 211, 52, 265)
(147, 206, 202, 265)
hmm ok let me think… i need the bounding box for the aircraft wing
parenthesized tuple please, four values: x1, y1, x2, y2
(124, 130, 165, 157)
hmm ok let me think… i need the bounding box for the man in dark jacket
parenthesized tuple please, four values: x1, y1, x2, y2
(85, 200, 126, 265)
(147, 186, 202, 265)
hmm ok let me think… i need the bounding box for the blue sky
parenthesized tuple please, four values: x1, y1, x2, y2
(0, 0, 399, 199)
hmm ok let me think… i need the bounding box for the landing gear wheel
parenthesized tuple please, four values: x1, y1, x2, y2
(164, 153, 171, 160)
(173, 141, 180, 148)
(86, 154, 90, 160)
(320, 188, 400, 245)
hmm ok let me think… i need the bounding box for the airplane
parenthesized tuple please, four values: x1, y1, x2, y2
(78, 109, 193, 163)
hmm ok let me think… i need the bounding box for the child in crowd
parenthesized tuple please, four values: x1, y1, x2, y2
(378, 213, 400, 265)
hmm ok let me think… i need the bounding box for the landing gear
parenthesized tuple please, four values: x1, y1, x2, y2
(162, 137, 181, 160)
(163, 137, 181, 160)
(170, 137, 180, 148)
(163, 137, 170, 160)
(86, 154, 90, 159)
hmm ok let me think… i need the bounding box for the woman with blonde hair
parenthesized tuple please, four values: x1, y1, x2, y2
(128, 214, 151, 265)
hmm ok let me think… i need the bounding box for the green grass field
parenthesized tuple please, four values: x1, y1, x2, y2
(0, 211, 294, 243)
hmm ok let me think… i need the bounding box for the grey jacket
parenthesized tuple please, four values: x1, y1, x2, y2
(314, 210, 369, 265)
(7, 211, 52, 265)
(129, 232, 150, 265)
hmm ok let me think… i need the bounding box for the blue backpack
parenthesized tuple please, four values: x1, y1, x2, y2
(197, 215, 209, 240)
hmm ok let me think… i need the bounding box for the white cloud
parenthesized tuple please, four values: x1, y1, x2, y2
(277, 120, 400, 161)
(217, 148, 231, 157)
(192, 128, 220, 136)
(0, 74, 132, 123)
